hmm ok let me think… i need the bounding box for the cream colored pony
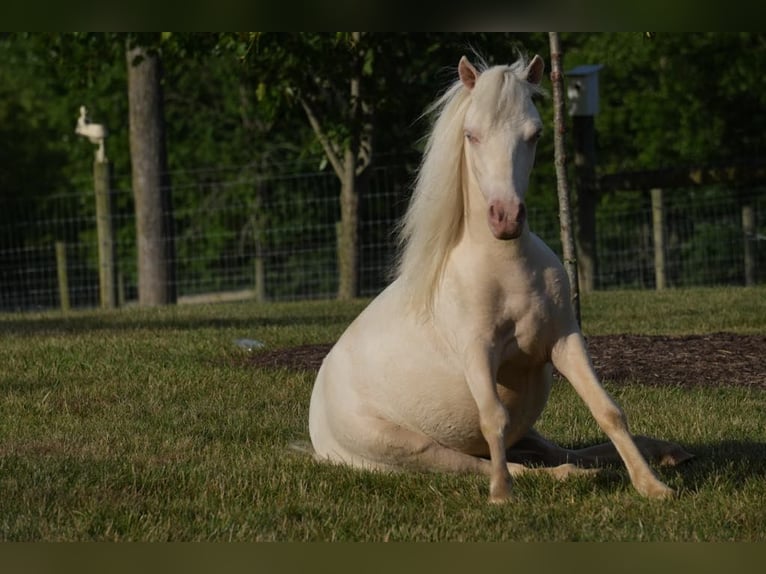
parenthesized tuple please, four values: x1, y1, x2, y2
(309, 54, 691, 502)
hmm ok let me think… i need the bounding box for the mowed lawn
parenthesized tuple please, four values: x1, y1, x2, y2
(0, 286, 764, 541)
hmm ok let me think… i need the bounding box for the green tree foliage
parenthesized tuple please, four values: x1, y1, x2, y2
(0, 34, 126, 217)
(4, 32, 761, 211)
(0, 33, 762, 306)
(219, 32, 550, 298)
(564, 33, 766, 287)
(564, 32, 766, 171)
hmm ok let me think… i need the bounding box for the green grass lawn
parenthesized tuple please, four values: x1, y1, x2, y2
(0, 287, 764, 541)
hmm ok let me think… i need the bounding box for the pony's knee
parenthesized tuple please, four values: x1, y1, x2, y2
(598, 403, 627, 434)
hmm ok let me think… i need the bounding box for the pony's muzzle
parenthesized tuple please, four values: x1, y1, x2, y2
(488, 200, 526, 240)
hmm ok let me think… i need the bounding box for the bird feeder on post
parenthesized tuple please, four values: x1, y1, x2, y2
(75, 106, 117, 309)
(566, 64, 603, 294)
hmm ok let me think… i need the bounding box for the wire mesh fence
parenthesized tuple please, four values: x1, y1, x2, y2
(1, 161, 764, 313)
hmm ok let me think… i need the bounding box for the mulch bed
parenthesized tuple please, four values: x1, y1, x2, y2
(583, 333, 765, 390)
(243, 333, 766, 390)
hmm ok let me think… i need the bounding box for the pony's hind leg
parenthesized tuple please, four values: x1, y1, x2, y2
(566, 435, 693, 467)
(315, 411, 595, 501)
(510, 428, 694, 468)
(340, 415, 495, 475)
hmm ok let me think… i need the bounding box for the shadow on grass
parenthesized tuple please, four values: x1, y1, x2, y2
(584, 439, 766, 495)
(0, 310, 356, 337)
(670, 440, 766, 493)
(510, 438, 766, 496)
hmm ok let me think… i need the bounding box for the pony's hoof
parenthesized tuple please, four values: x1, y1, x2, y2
(640, 481, 676, 499)
(659, 446, 695, 467)
(488, 477, 511, 503)
(634, 436, 695, 467)
(551, 463, 599, 480)
(488, 492, 513, 504)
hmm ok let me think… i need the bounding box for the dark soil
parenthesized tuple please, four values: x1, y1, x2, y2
(244, 333, 766, 390)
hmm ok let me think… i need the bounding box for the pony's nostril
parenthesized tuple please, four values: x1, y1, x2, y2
(489, 202, 505, 222)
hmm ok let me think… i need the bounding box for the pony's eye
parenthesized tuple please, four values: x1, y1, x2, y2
(527, 129, 542, 143)
(465, 131, 480, 144)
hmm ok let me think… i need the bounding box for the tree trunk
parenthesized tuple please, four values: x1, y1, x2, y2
(337, 147, 359, 300)
(548, 32, 581, 326)
(299, 33, 372, 300)
(126, 42, 176, 306)
(572, 115, 598, 293)
(336, 57, 364, 300)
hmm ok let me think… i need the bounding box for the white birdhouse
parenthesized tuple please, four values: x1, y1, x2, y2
(75, 105, 108, 162)
(565, 64, 603, 117)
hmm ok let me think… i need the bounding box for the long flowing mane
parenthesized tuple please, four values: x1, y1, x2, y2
(394, 56, 539, 315)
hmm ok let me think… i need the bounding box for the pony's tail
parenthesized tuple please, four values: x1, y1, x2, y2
(289, 440, 316, 459)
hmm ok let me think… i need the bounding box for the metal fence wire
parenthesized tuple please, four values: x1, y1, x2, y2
(1, 162, 764, 312)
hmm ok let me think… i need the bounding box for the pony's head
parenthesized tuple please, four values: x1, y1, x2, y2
(396, 54, 546, 314)
(459, 54, 545, 240)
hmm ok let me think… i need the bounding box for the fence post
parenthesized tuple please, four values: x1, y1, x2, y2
(254, 243, 266, 303)
(94, 158, 117, 308)
(742, 202, 756, 286)
(651, 188, 667, 290)
(55, 241, 70, 312)
(566, 64, 603, 294)
(117, 270, 126, 307)
(572, 116, 599, 293)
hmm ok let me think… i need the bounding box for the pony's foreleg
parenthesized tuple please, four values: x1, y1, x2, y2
(463, 343, 513, 503)
(551, 332, 675, 499)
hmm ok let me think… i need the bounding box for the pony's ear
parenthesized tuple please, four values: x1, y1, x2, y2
(458, 56, 479, 90)
(524, 55, 545, 85)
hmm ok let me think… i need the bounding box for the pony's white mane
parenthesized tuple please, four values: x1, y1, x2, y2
(394, 56, 542, 315)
